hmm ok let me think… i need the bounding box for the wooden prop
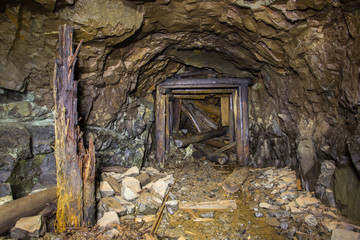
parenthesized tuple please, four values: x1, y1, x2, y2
(54, 24, 95, 231)
(179, 200, 237, 210)
(193, 144, 229, 165)
(174, 127, 227, 148)
(0, 187, 56, 235)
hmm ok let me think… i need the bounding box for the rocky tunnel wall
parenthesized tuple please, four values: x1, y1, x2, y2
(0, 0, 359, 222)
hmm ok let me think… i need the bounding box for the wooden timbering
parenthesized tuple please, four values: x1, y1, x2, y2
(229, 91, 235, 142)
(54, 25, 83, 232)
(173, 99, 181, 131)
(241, 85, 250, 165)
(156, 86, 166, 164)
(155, 77, 253, 165)
(221, 97, 230, 126)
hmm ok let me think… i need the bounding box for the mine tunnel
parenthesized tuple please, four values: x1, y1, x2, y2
(0, 0, 359, 239)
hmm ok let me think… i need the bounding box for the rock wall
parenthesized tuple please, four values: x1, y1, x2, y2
(0, 0, 359, 223)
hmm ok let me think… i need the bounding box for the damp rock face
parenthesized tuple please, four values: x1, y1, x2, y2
(0, 0, 359, 223)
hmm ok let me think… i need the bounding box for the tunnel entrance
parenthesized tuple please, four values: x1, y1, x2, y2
(155, 75, 253, 165)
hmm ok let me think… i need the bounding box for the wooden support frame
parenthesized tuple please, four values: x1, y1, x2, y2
(155, 78, 253, 165)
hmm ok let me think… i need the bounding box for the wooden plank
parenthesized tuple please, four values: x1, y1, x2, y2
(159, 78, 253, 88)
(83, 136, 96, 226)
(165, 94, 170, 153)
(240, 85, 249, 166)
(172, 89, 233, 94)
(54, 24, 83, 232)
(213, 142, 236, 154)
(221, 97, 230, 126)
(193, 144, 228, 165)
(0, 187, 56, 235)
(179, 200, 237, 210)
(233, 89, 244, 166)
(173, 99, 181, 131)
(192, 100, 221, 118)
(229, 92, 235, 142)
(156, 86, 166, 164)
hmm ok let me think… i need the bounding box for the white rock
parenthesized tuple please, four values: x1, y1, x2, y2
(143, 182, 153, 190)
(305, 214, 318, 227)
(97, 211, 120, 228)
(124, 166, 140, 177)
(259, 202, 279, 210)
(10, 215, 45, 239)
(295, 196, 320, 208)
(121, 177, 141, 201)
(280, 191, 296, 200)
(113, 196, 135, 214)
(331, 228, 360, 240)
(100, 181, 115, 197)
(160, 174, 174, 185)
(145, 167, 160, 176)
(152, 179, 169, 198)
(101, 197, 127, 216)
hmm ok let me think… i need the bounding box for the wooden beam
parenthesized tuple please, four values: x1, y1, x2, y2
(0, 187, 56, 235)
(229, 91, 235, 142)
(173, 99, 181, 131)
(165, 94, 171, 154)
(179, 200, 237, 210)
(172, 89, 234, 94)
(174, 127, 228, 148)
(241, 85, 250, 165)
(221, 97, 230, 126)
(156, 86, 166, 164)
(159, 78, 253, 88)
(233, 89, 244, 166)
(54, 24, 83, 232)
(192, 100, 221, 118)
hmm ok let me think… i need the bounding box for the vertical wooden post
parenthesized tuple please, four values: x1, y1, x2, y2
(82, 136, 96, 226)
(229, 91, 235, 142)
(165, 94, 171, 154)
(173, 99, 181, 131)
(221, 97, 230, 127)
(54, 25, 83, 232)
(233, 88, 245, 166)
(241, 85, 249, 165)
(156, 86, 166, 164)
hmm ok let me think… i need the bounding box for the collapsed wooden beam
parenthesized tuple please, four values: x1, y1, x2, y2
(179, 200, 237, 210)
(174, 127, 228, 148)
(193, 144, 229, 165)
(0, 187, 56, 235)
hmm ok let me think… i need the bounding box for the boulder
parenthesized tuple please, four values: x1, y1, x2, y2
(10, 215, 46, 239)
(123, 166, 140, 177)
(137, 191, 162, 215)
(26, 125, 55, 155)
(100, 181, 115, 197)
(295, 196, 320, 208)
(101, 197, 127, 216)
(97, 211, 120, 228)
(145, 167, 160, 176)
(121, 177, 141, 201)
(304, 214, 318, 227)
(331, 229, 360, 240)
(152, 179, 169, 198)
(0, 124, 31, 160)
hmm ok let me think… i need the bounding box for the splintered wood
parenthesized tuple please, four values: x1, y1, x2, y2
(179, 200, 237, 211)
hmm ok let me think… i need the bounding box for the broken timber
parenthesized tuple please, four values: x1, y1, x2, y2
(179, 200, 237, 211)
(0, 187, 56, 235)
(174, 127, 228, 148)
(156, 78, 253, 165)
(54, 24, 95, 232)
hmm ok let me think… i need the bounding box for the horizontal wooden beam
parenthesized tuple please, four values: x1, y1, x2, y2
(172, 89, 234, 94)
(159, 78, 253, 89)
